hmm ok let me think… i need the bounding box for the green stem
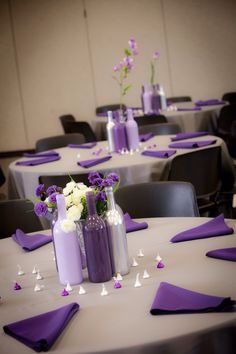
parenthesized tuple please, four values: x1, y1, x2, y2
(150, 61, 155, 85)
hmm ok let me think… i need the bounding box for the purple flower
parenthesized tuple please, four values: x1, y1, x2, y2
(46, 185, 57, 195)
(113, 64, 119, 72)
(153, 51, 160, 59)
(34, 201, 48, 217)
(48, 192, 58, 204)
(95, 191, 106, 201)
(102, 178, 114, 187)
(35, 184, 45, 197)
(88, 171, 102, 185)
(106, 172, 119, 183)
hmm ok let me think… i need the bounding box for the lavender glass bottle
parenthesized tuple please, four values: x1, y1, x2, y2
(83, 191, 112, 283)
(112, 109, 128, 152)
(125, 108, 140, 151)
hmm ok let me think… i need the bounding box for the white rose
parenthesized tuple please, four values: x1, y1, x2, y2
(67, 204, 83, 221)
(60, 219, 76, 233)
(65, 194, 73, 208)
(77, 183, 88, 190)
(63, 181, 77, 196)
(71, 188, 83, 205)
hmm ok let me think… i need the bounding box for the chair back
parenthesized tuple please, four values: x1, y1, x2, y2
(163, 147, 221, 212)
(96, 104, 126, 115)
(222, 92, 236, 105)
(61, 121, 97, 142)
(134, 114, 167, 126)
(139, 123, 182, 135)
(39, 173, 90, 189)
(0, 165, 6, 187)
(115, 181, 199, 218)
(0, 199, 42, 239)
(167, 96, 192, 105)
(36, 133, 85, 152)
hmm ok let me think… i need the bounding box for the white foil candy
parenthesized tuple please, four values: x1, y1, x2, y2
(17, 265, 25, 276)
(137, 249, 144, 257)
(155, 254, 162, 262)
(116, 273, 123, 281)
(78, 286, 86, 295)
(101, 283, 108, 296)
(34, 284, 44, 292)
(134, 273, 142, 288)
(36, 271, 43, 280)
(143, 269, 150, 279)
(32, 265, 38, 274)
(66, 282, 73, 292)
(132, 257, 138, 267)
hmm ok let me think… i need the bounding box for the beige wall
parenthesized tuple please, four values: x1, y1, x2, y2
(1, 0, 236, 151)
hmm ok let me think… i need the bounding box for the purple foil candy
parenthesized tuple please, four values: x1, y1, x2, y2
(13, 282, 21, 290)
(60, 288, 69, 297)
(114, 280, 122, 289)
(157, 260, 165, 268)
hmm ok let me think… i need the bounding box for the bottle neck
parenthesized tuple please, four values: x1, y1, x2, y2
(105, 187, 116, 211)
(56, 194, 67, 220)
(107, 111, 114, 124)
(127, 108, 134, 121)
(86, 191, 97, 216)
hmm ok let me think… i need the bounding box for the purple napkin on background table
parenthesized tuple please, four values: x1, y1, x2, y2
(168, 139, 216, 149)
(171, 214, 234, 243)
(195, 99, 225, 106)
(3, 302, 79, 352)
(177, 106, 202, 111)
(171, 131, 208, 141)
(12, 229, 52, 251)
(206, 247, 236, 262)
(68, 142, 97, 149)
(150, 282, 235, 315)
(77, 155, 112, 168)
(142, 150, 176, 158)
(124, 213, 148, 233)
(23, 151, 59, 158)
(16, 155, 61, 166)
(139, 133, 154, 142)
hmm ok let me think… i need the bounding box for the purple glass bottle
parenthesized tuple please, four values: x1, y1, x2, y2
(53, 194, 83, 285)
(112, 110, 128, 152)
(125, 108, 140, 151)
(83, 191, 112, 283)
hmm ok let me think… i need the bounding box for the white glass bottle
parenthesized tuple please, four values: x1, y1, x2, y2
(106, 111, 115, 153)
(105, 186, 130, 276)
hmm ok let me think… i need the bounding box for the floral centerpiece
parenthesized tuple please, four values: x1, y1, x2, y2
(112, 37, 138, 110)
(33, 171, 120, 223)
(150, 50, 160, 85)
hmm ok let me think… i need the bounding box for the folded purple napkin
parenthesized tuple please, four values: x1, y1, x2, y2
(195, 99, 225, 106)
(206, 247, 236, 262)
(77, 155, 112, 168)
(171, 214, 234, 243)
(12, 229, 52, 251)
(3, 302, 79, 352)
(124, 212, 148, 233)
(139, 133, 154, 142)
(23, 151, 59, 158)
(141, 150, 176, 158)
(168, 139, 216, 149)
(16, 155, 61, 166)
(177, 106, 202, 111)
(68, 142, 97, 149)
(171, 131, 208, 141)
(150, 282, 235, 315)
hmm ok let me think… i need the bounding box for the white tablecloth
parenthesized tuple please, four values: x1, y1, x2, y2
(8, 135, 225, 199)
(0, 217, 236, 354)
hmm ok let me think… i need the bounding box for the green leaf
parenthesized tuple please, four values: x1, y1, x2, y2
(124, 48, 131, 56)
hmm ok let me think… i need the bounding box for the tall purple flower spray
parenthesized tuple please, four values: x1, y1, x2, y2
(150, 50, 160, 85)
(112, 37, 138, 109)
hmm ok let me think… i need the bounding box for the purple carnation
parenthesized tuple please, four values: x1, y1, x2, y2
(35, 184, 45, 197)
(95, 191, 106, 201)
(34, 201, 48, 217)
(46, 185, 57, 195)
(106, 173, 119, 183)
(101, 178, 114, 187)
(48, 192, 58, 204)
(88, 171, 103, 186)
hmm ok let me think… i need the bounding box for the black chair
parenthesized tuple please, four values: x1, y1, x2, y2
(0, 199, 42, 239)
(134, 114, 167, 126)
(96, 104, 126, 116)
(139, 123, 182, 135)
(61, 121, 97, 142)
(0, 165, 6, 187)
(222, 92, 236, 105)
(39, 173, 90, 189)
(166, 96, 192, 105)
(36, 133, 85, 152)
(162, 147, 222, 215)
(115, 181, 199, 218)
(217, 105, 236, 158)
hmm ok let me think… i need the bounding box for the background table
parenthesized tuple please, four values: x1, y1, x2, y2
(8, 135, 225, 199)
(0, 217, 235, 354)
(92, 103, 224, 140)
